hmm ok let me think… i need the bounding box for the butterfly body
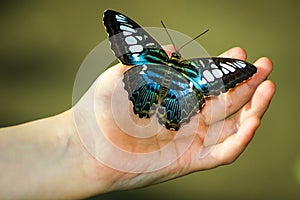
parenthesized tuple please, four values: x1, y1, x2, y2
(103, 10, 257, 131)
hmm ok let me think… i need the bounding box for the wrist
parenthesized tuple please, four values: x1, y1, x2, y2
(49, 109, 118, 198)
(37, 109, 116, 198)
(0, 109, 113, 199)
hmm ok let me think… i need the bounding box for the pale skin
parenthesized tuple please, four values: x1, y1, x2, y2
(0, 47, 275, 199)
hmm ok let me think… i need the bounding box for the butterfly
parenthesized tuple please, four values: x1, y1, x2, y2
(103, 9, 257, 131)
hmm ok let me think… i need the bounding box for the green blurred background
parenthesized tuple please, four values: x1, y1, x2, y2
(0, 0, 299, 199)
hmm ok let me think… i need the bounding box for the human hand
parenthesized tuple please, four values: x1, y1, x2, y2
(70, 46, 275, 195)
(0, 46, 275, 199)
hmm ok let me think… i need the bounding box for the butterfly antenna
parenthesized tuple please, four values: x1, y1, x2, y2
(161, 20, 178, 52)
(177, 29, 209, 52)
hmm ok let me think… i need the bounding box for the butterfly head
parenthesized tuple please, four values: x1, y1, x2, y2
(170, 51, 181, 60)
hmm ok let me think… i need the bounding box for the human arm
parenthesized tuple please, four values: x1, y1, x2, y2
(0, 47, 275, 199)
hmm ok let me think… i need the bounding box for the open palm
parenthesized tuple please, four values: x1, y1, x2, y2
(72, 47, 275, 192)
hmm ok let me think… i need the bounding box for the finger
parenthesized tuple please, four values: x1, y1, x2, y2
(218, 46, 247, 60)
(201, 117, 237, 147)
(234, 79, 276, 125)
(162, 45, 176, 56)
(94, 63, 126, 96)
(201, 57, 273, 124)
(201, 116, 261, 168)
(250, 80, 276, 118)
(218, 116, 260, 165)
(204, 78, 276, 148)
(192, 79, 275, 168)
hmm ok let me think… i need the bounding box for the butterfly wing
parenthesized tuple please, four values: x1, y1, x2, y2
(158, 82, 204, 131)
(123, 64, 204, 130)
(187, 57, 257, 96)
(103, 10, 169, 65)
(103, 10, 257, 131)
(123, 64, 160, 118)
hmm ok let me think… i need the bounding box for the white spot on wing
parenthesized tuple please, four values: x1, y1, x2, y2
(145, 42, 155, 47)
(139, 65, 147, 75)
(234, 60, 247, 68)
(142, 64, 147, 70)
(212, 69, 223, 78)
(120, 25, 136, 33)
(115, 14, 132, 25)
(136, 36, 143, 41)
(188, 82, 194, 92)
(123, 31, 132, 36)
(210, 63, 218, 68)
(116, 18, 127, 23)
(198, 59, 205, 67)
(132, 53, 140, 61)
(129, 45, 143, 53)
(220, 63, 236, 72)
(222, 68, 229, 74)
(125, 36, 137, 45)
(116, 14, 126, 20)
(200, 78, 207, 84)
(203, 70, 215, 82)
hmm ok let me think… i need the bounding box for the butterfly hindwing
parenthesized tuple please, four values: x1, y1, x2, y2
(158, 83, 204, 130)
(188, 57, 257, 96)
(123, 64, 204, 130)
(103, 10, 169, 65)
(123, 64, 160, 118)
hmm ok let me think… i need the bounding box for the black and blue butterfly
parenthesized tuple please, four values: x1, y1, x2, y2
(103, 10, 257, 131)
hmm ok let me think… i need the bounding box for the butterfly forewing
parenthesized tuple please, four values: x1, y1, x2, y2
(188, 57, 257, 96)
(103, 10, 169, 65)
